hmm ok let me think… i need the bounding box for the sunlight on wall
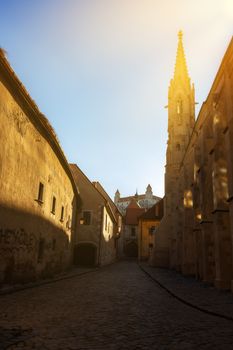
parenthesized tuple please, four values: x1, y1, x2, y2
(183, 190, 193, 208)
(212, 165, 229, 205)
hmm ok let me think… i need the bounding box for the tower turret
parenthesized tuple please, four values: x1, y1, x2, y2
(114, 189, 120, 203)
(146, 184, 153, 199)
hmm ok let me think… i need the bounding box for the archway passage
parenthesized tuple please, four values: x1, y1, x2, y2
(74, 243, 97, 267)
(125, 241, 138, 258)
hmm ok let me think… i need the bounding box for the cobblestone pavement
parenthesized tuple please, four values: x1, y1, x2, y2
(0, 261, 233, 350)
(140, 263, 233, 320)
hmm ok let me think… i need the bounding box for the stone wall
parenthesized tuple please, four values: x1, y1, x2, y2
(138, 220, 160, 261)
(70, 164, 117, 266)
(0, 55, 78, 285)
(154, 36, 233, 292)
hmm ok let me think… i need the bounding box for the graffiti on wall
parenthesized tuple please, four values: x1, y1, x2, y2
(0, 228, 36, 253)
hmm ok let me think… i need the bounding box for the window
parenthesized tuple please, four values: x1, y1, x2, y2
(60, 206, 64, 222)
(51, 196, 56, 214)
(177, 100, 182, 114)
(149, 226, 156, 235)
(37, 182, 44, 203)
(105, 214, 107, 230)
(83, 211, 91, 225)
(131, 227, 136, 237)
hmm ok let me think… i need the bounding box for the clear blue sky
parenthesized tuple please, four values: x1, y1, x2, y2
(1, 0, 232, 199)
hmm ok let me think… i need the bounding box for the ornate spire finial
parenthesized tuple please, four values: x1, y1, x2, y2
(178, 30, 183, 40)
(173, 30, 189, 83)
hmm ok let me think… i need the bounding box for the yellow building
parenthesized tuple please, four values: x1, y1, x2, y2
(138, 200, 163, 261)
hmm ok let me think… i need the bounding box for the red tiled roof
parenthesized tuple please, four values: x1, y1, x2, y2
(124, 199, 145, 225)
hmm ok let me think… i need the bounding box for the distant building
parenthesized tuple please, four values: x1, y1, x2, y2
(123, 199, 146, 257)
(70, 164, 122, 266)
(114, 185, 161, 215)
(138, 199, 164, 261)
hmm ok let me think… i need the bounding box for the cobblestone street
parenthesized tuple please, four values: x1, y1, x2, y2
(1, 261, 233, 350)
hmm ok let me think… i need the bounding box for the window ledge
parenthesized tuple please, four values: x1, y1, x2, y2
(35, 199, 43, 205)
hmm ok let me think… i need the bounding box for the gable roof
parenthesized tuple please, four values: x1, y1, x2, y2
(70, 165, 117, 224)
(124, 199, 146, 225)
(93, 181, 122, 218)
(126, 198, 141, 209)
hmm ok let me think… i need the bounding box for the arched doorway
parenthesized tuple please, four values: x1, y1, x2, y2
(125, 241, 138, 258)
(74, 243, 97, 267)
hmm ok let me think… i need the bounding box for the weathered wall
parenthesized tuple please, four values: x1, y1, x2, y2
(155, 36, 233, 292)
(0, 62, 77, 285)
(138, 220, 160, 261)
(100, 206, 116, 266)
(173, 38, 233, 290)
(70, 164, 117, 266)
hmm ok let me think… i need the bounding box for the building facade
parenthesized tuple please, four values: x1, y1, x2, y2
(122, 199, 146, 257)
(70, 164, 121, 266)
(0, 49, 78, 285)
(152, 34, 233, 291)
(138, 199, 164, 261)
(114, 185, 161, 215)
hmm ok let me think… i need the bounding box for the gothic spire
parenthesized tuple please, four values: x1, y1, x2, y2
(173, 31, 190, 83)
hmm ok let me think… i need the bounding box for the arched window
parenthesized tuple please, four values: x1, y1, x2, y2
(177, 100, 182, 114)
(176, 143, 181, 151)
(177, 100, 183, 125)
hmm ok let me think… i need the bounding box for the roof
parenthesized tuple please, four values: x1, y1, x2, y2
(118, 194, 161, 202)
(0, 49, 79, 199)
(124, 199, 146, 225)
(70, 165, 117, 223)
(93, 181, 122, 218)
(127, 198, 141, 209)
(139, 199, 164, 221)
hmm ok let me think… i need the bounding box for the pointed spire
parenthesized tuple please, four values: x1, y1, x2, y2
(174, 30, 189, 83)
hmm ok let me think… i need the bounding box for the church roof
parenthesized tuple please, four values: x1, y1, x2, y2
(173, 31, 190, 83)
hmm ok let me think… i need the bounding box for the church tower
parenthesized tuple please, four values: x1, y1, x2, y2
(151, 31, 195, 269)
(165, 31, 195, 213)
